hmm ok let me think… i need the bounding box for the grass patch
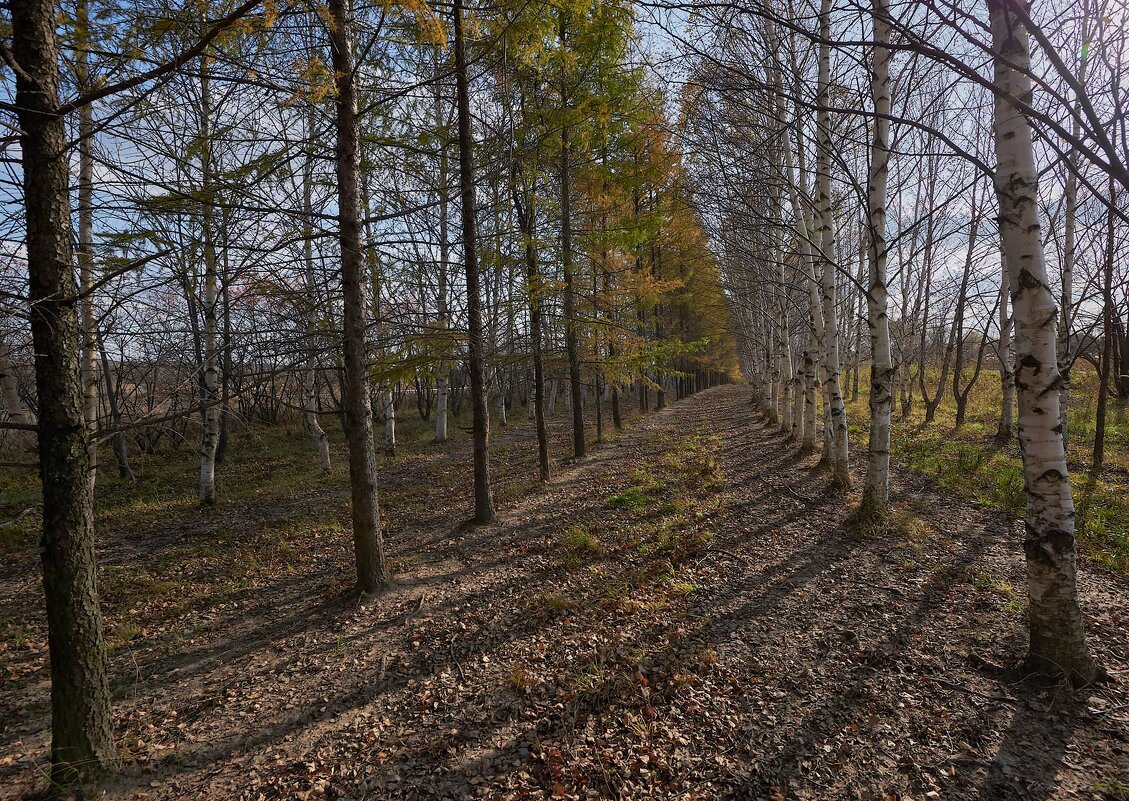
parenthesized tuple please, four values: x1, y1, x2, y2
(527, 591, 578, 621)
(846, 363, 1128, 575)
(608, 485, 652, 513)
(562, 525, 602, 555)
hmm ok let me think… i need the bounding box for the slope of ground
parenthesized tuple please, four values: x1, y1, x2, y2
(2, 385, 1127, 800)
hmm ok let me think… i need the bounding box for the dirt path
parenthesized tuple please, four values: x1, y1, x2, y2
(3, 385, 1127, 800)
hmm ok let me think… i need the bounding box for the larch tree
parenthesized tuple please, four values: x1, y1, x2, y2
(11, 0, 117, 782)
(454, 0, 498, 523)
(329, 0, 391, 591)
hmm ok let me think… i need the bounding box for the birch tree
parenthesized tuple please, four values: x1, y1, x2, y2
(859, 0, 894, 522)
(987, 0, 1098, 684)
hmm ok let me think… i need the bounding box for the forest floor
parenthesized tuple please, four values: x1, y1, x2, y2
(2, 385, 1128, 800)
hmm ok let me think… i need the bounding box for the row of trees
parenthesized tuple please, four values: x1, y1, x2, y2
(2, 0, 737, 785)
(677, 0, 1126, 689)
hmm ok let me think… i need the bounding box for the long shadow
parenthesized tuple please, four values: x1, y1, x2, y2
(724, 528, 998, 798)
(976, 693, 1079, 801)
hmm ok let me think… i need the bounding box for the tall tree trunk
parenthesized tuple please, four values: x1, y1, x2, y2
(514, 168, 550, 481)
(988, 0, 1098, 684)
(383, 388, 397, 454)
(13, 0, 117, 781)
(301, 105, 332, 472)
(951, 194, 982, 429)
(215, 226, 233, 465)
(1058, 17, 1090, 449)
(560, 12, 585, 458)
(1093, 178, 1115, 470)
(860, 0, 894, 521)
(198, 58, 220, 505)
(435, 74, 451, 444)
(454, 0, 497, 522)
(802, 349, 817, 451)
(330, 0, 389, 591)
(815, 2, 849, 486)
(76, 4, 99, 491)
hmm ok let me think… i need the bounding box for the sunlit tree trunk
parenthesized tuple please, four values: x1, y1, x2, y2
(383, 387, 397, 454)
(454, 0, 497, 522)
(988, 0, 1097, 684)
(801, 349, 817, 452)
(560, 12, 585, 458)
(197, 58, 220, 505)
(76, 5, 99, 491)
(514, 165, 550, 481)
(815, 0, 849, 486)
(13, 0, 116, 782)
(860, 0, 894, 520)
(330, 0, 390, 591)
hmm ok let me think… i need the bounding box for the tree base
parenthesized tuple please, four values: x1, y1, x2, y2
(1021, 651, 1107, 688)
(847, 496, 891, 537)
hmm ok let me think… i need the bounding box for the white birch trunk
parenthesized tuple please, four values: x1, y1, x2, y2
(802, 350, 817, 452)
(435, 375, 449, 441)
(383, 387, 396, 453)
(988, 0, 1097, 683)
(77, 60, 99, 490)
(790, 351, 804, 442)
(860, 0, 894, 518)
(495, 368, 507, 426)
(198, 62, 219, 506)
(814, 3, 849, 485)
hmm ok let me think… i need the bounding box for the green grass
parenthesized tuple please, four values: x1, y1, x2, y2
(562, 524, 603, 555)
(845, 362, 1129, 574)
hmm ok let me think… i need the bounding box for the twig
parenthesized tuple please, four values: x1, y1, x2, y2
(918, 674, 1019, 706)
(0, 508, 34, 528)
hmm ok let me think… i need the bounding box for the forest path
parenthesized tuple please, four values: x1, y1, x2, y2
(3, 385, 1128, 800)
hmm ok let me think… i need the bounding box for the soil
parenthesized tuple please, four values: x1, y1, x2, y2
(2, 385, 1127, 800)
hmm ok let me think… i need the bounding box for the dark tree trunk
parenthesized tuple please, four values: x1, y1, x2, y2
(559, 12, 585, 458)
(1094, 181, 1116, 470)
(454, 0, 497, 522)
(513, 171, 550, 482)
(13, 0, 117, 783)
(330, 0, 389, 592)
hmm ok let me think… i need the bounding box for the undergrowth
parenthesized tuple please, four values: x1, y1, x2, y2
(845, 364, 1128, 575)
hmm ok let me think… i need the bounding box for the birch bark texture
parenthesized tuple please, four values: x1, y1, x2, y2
(861, 0, 894, 520)
(816, 0, 849, 487)
(987, 0, 1098, 684)
(198, 58, 221, 505)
